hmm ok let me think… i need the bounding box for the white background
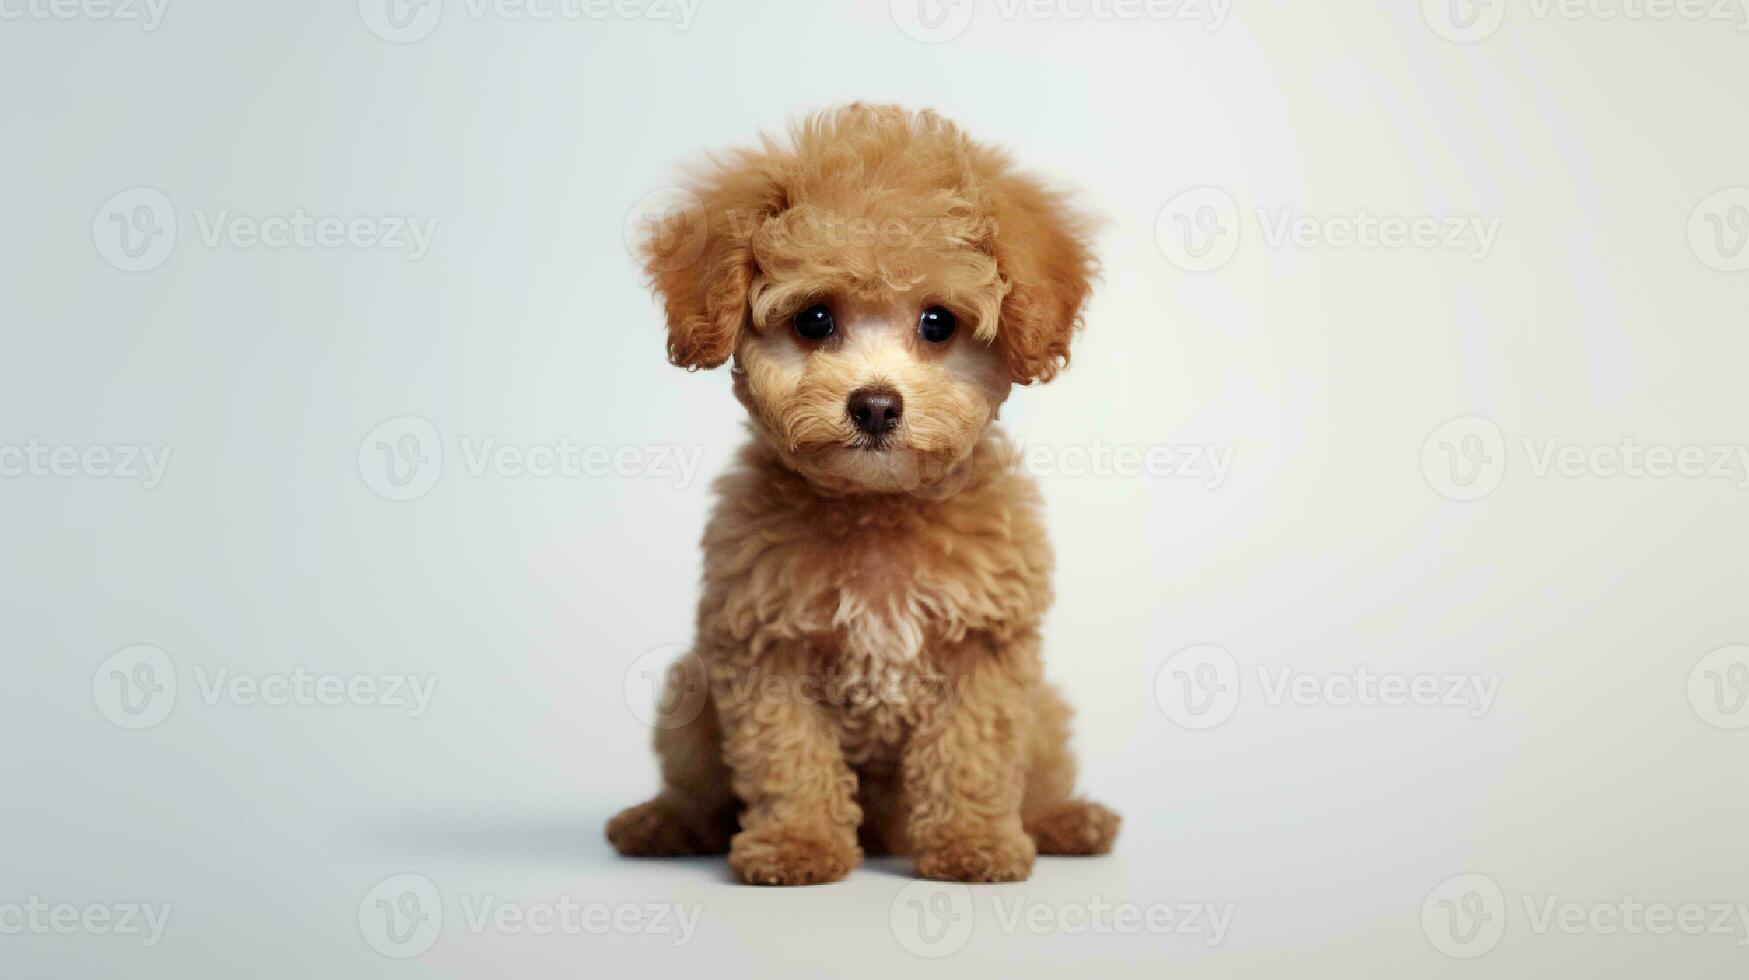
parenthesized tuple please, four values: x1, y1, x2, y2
(3, 0, 1747, 976)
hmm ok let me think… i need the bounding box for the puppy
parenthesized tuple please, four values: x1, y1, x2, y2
(608, 104, 1118, 884)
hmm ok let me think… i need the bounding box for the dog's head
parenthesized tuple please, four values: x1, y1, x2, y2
(637, 104, 1097, 493)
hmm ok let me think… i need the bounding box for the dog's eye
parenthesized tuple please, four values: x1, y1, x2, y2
(793, 304, 835, 341)
(918, 306, 957, 344)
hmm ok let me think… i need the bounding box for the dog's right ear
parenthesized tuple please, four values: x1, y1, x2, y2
(637, 158, 785, 371)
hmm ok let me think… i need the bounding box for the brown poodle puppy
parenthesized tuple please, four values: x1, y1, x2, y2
(607, 104, 1119, 884)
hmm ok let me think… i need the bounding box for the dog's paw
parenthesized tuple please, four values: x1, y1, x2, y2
(606, 799, 731, 857)
(914, 827, 1036, 883)
(1025, 799, 1120, 856)
(728, 826, 860, 886)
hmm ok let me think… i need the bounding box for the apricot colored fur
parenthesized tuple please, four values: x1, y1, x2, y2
(607, 104, 1117, 884)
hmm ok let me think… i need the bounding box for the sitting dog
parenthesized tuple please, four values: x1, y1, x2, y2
(607, 104, 1118, 884)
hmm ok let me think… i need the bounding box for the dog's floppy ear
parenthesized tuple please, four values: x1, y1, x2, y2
(637, 157, 785, 371)
(978, 156, 1099, 384)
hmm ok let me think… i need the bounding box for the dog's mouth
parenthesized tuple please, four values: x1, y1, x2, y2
(849, 432, 898, 453)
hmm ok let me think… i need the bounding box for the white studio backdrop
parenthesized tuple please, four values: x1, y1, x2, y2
(2, 1, 1747, 977)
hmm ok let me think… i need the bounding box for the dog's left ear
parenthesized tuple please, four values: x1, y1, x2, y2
(978, 158, 1099, 385)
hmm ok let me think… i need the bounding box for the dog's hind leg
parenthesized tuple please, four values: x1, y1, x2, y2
(606, 654, 737, 856)
(1020, 682, 1120, 856)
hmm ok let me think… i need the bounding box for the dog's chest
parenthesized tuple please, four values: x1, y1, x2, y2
(798, 534, 965, 765)
(705, 480, 1051, 765)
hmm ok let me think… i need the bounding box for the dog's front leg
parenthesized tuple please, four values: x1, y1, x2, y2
(714, 649, 863, 885)
(904, 639, 1037, 883)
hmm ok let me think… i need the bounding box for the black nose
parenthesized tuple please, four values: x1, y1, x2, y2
(847, 386, 903, 436)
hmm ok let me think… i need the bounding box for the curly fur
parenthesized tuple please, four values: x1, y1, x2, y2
(608, 104, 1117, 884)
